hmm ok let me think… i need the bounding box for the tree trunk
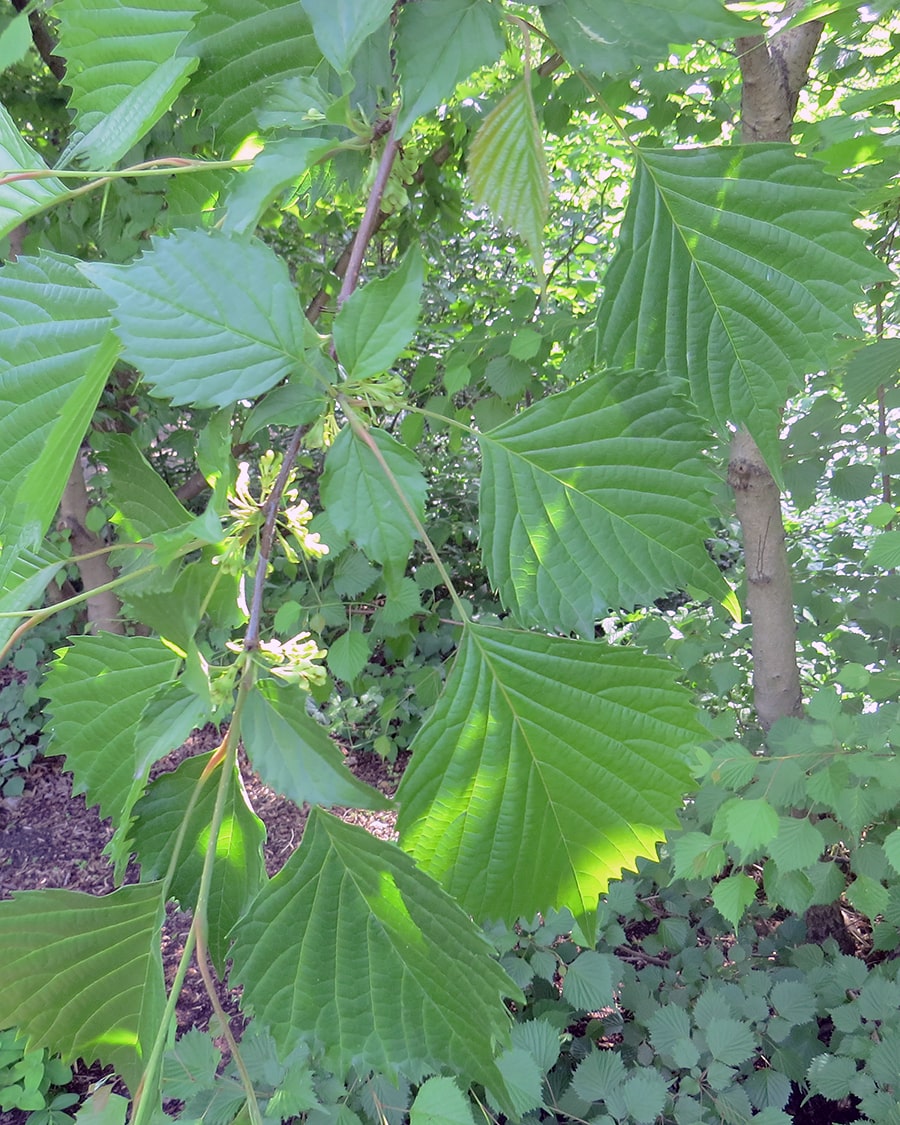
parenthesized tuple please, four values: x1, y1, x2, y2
(58, 458, 126, 635)
(730, 0, 823, 731)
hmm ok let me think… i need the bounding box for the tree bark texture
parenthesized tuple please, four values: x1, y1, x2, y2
(729, 0, 823, 730)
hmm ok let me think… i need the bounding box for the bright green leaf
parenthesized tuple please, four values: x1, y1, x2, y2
(327, 630, 371, 683)
(133, 682, 211, 777)
(242, 680, 389, 810)
(298, 0, 393, 73)
(723, 798, 779, 861)
(0, 12, 32, 73)
(595, 147, 887, 463)
(333, 248, 424, 380)
(222, 135, 333, 235)
(479, 371, 729, 634)
(395, 0, 505, 135)
(768, 817, 826, 874)
(469, 78, 548, 274)
(98, 434, 194, 540)
(671, 832, 726, 880)
(410, 1076, 476, 1125)
(81, 229, 309, 409)
(0, 883, 165, 1093)
(320, 425, 428, 566)
(397, 624, 700, 942)
(229, 809, 520, 1097)
(131, 752, 266, 971)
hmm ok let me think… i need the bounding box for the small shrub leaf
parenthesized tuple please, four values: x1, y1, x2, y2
(570, 1049, 627, 1102)
(410, 1076, 476, 1125)
(622, 1070, 669, 1125)
(705, 1017, 757, 1067)
(769, 817, 826, 873)
(711, 872, 757, 930)
(562, 952, 617, 1010)
(510, 1018, 561, 1073)
(807, 1053, 858, 1100)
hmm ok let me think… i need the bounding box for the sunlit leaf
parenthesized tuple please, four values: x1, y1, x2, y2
(397, 624, 700, 942)
(0, 104, 69, 239)
(469, 78, 548, 274)
(0, 883, 165, 1093)
(131, 752, 266, 970)
(229, 809, 520, 1096)
(595, 146, 887, 463)
(81, 229, 308, 409)
(479, 370, 729, 634)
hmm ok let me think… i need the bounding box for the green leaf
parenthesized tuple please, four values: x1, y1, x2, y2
(489, 1047, 543, 1117)
(133, 682, 211, 777)
(320, 425, 428, 566)
(327, 630, 371, 682)
(0, 884, 165, 1093)
(595, 147, 886, 462)
(769, 980, 817, 1027)
(845, 873, 889, 920)
(807, 1053, 858, 1100)
(0, 103, 69, 239)
(43, 635, 179, 876)
(74, 1089, 130, 1125)
(647, 1004, 692, 1057)
(843, 337, 900, 404)
(723, 798, 779, 861)
(81, 229, 309, 409)
(571, 1049, 627, 1102)
(56, 0, 203, 134)
(540, 0, 752, 80)
(745, 1068, 792, 1113)
(0, 252, 116, 538)
(397, 623, 700, 943)
(867, 529, 900, 569)
(0, 12, 32, 73)
(333, 248, 424, 380)
(62, 56, 199, 169)
(622, 1070, 669, 1125)
(671, 832, 726, 880)
(0, 540, 68, 652)
(410, 1076, 476, 1125)
(131, 752, 266, 971)
(229, 809, 520, 1097)
(768, 817, 826, 874)
(705, 1016, 756, 1067)
(510, 1019, 561, 1073)
(479, 371, 729, 633)
(468, 78, 548, 274)
(395, 0, 505, 135)
(222, 135, 332, 235)
(562, 952, 617, 1010)
(184, 0, 321, 151)
(298, 0, 392, 72)
(883, 827, 900, 875)
(242, 680, 390, 810)
(98, 434, 194, 540)
(711, 873, 757, 930)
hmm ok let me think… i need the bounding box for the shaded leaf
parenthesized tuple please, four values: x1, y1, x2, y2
(0, 104, 68, 239)
(711, 873, 757, 929)
(0, 884, 165, 1093)
(706, 1017, 757, 1066)
(510, 1019, 560, 1073)
(327, 630, 371, 682)
(98, 434, 194, 540)
(769, 817, 825, 874)
(469, 79, 548, 273)
(242, 681, 389, 810)
(299, 0, 393, 73)
(489, 1047, 543, 1117)
(81, 229, 308, 409)
(131, 752, 266, 971)
(571, 1049, 626, 1102)
(229, 809, 520, 1097)
(320, 425, 428, 566)
(843, 337, 900, 404)
(397, 624, 700, 942)
(410, 1076, 475, 1125)
(333, 248, 424, 381)
(43, 635, 178, 876)
(595, 146, 886, 463)
(562, 952, 617, 1010)
(222, 135, 333, 235)
(479, 371, 729, 633)
(622, 1070, 669, 1125)
(540, 0, 752, 80)
(395, 0, 505, 135)
(722, 798, 779, 861)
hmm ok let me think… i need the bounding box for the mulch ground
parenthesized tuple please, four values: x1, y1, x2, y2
(0, 727, 406, 1124)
